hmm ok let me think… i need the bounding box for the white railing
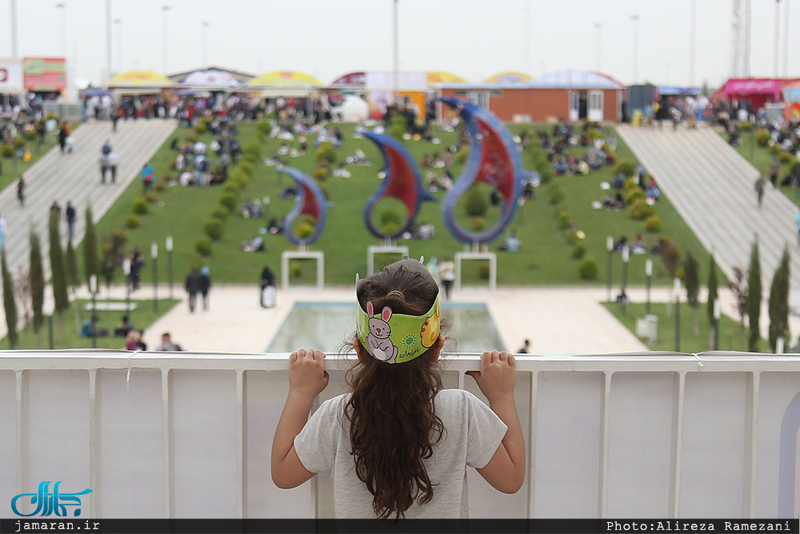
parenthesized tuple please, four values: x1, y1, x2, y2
(1, 351, 799, 519)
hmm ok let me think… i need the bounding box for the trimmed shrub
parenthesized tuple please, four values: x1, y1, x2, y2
(196, 237, 212, 257)
(572, 244, 587, 260)
(145, 191, 158, 203)
(204, 218, 225, 241)
(464, 185, 489, 217)
(644, 214, 663, 232)
(548, 184, 564, 205)
(613, 159, 636, 178)
(124, 214, 141, 229)
(239, 160, 256, 177)
(223, 181, 243, 195)
(132, 197, 149, 215)
(389, 114, 407, 141)
(210, 206, 229, 220)
(478, 264, 491, 280)
(455, 144, 469, 165)
(779, 151, 794, 165)
(296, 220, 315, 239)
(625, 186, 646, 205)
(587, 128, 604, 142)
(230, 168, 249, 185)
(194, 117, 210, 134)
(0, 144, 13, 158)
(579, 256, 599, 280)
(557, 211, 573, 230)
(313, 166, 329, 182)
(154, 181, 166, 192)
(755, 130, 771, 148)
(471, 217, 485, 231)
(563, 229, 579, 246)
(738, 121, 752, 132)
(258, 119, 272, 136)
(219, 193, 237, 212)
(290, 262, 303, 278)
(13, 136, 27, 148)
(315, 141, 337, 164)
(628, 198, 655, 220)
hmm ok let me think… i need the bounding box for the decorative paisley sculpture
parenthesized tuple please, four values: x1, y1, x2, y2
(279, 166, 330, 246)
(439, 97, 525, 245)
(362, 131, 437, 240)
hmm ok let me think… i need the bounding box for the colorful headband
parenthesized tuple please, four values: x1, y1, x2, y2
(356, 296, 440, 364)
(355, 258, 441, 364)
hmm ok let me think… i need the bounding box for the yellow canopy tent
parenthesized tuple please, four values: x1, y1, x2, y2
(248, 71, 321, 97)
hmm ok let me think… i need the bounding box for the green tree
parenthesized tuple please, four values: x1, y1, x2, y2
(65, 238, 81, 331)
(464, 184, 489, 218)
(684, 251, 700, 335)
(29, 230, 44, 348)
(706, 254, 719, 329)
(2, 252, 18, 349)
(389, 113, 407, 141)
(768, 246, 791, 352)
(747, 239, 762, 352)
(48, 211, 69, 342)
(83, 205, 99, 288)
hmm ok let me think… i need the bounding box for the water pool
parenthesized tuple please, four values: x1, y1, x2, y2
(267, 302, 505, 354)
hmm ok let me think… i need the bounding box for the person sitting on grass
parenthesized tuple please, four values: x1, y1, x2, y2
(114, 315, 134, 337)
(81, 315, 109, 338)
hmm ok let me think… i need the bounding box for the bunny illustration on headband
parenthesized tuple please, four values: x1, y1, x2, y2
(365, 302, 399, 364)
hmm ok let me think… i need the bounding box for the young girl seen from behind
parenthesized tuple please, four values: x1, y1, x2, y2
(271, 259, 525, 519)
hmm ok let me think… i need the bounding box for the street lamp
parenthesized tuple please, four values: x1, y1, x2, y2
(690, 0, 696, 86)
(90, 275, 98, 349)
(774, 0, 781, 78)
(620, 247, 630, 314)
(645, 258, 653, 315)
(151, 243, 158, 313)
(10, 0, 18, 58)
(56, 3, 67, 58)
(594, 23, 602, 71)
(713, 298, 720, 351)
(393, 0, 399, 101)
(166, 236, 173, 299)
(630, 15, 639, 83)
(674, 277, 682, 353)
(105, 0, 112, 85)
(606, 236, 614, 302)
(202, 21, 210, 66)
(123, 258, 131, 315)
(161, 6, 170, 74)
(114, 18, 122, 74)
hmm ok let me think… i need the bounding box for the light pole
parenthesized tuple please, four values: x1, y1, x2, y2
(606, 236, 614, 302)
(56, 3, 67, 58)
(674, 277, 681, 353)
(690, 0, 696, 86)
(713, 298, 720, 351)
(620, 246, 629, 314)
(161, 6, 170, 74)
(594, 23, 602, 71)
(775, 0, 781, 78)
(105, 0, 112, 84)
(784, 0, 790, 77)
(123, 258, 131, 315)
(393, 0, 399, 102)
(151, 243, 158, 313)
(630, 15, 639, 83)
(114, 18, 122, 74)
(166, 236, 174, 299)
(90, 275, 98, 349)
(202, 21, 210, 67)
(645, 258, 653, 315)
(11, 0, 18, 57)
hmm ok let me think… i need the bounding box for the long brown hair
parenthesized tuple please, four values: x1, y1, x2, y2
(346, 265, 444, 519)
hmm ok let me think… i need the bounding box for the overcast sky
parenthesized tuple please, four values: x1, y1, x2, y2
(2, 0, 797, 90)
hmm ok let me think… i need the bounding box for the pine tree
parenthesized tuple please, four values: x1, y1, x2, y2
(48, 211, 69, 342)
(747, 239, 762, 352)
(684, 251, 700, 335)
(29, 230, 44, 348)
(706, 254, 719, 328)
(2, 252, 18, 349)
(65, 238, 81, 331)
(768, 246, 791, 352)
(83, 205, 99, 288)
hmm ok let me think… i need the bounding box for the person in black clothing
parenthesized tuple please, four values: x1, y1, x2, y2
(185, 266, 203, 313)
(65, 201, 76, 240)
(129, 248, 144, 291)
(260, 266, 276, 308)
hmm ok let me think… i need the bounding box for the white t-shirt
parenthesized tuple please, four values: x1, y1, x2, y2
(294, 388, 507, 519)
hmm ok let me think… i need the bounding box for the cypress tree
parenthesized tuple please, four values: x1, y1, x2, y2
(768, 246, 791, 352)
(48, 211, 69, 342)
(65, 238, 81, 331)
(2, 252, 18, 349)
(747, 239, 762, 352)
(706, 254, 719, 328)
(29, 230, 44, 348)
(684, 251, 700, 335)
(83, 205, 99, 288)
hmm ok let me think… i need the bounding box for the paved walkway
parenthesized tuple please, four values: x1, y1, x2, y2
(617, 123, 800, 308)
(1, 119, 177, 280)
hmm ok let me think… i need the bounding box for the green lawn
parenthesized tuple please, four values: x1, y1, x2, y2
(4, 298, 179, 350)
(88, 121, 711, 287)
(603, 301, 758, 353)
(0, 128, 65, 194)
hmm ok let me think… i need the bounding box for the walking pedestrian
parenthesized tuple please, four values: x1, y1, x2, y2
(185, 266, 203, 313)
(200, 265, 212, 311)
(260, 265, 277, 308)
(129, 247, 144, 291)
(108, 150, 119, 184)
(438, 257, 456, 300)
(755, 174, 766, 208)
(65, 201, 76, 240)
(769, 157, 781, 189)
(17, 176, 25, 207)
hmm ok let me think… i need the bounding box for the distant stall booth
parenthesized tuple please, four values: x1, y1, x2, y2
(0, 57, 25, 111)
(108, 70, 176, 97)
(436, 69, 624, 123)
(247, 70, 323, 119)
